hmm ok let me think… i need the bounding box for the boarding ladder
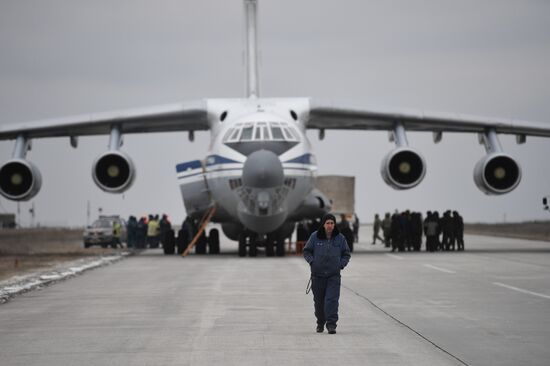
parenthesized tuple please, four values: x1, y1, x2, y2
(182, 205, 217, 257)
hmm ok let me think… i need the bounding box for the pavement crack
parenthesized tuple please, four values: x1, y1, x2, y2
(343, 284, 471, 366)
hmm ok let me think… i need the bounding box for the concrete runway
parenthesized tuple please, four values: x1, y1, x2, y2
(1, 227, 549, 366)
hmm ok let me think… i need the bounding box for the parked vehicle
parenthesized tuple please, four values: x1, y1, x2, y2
(83, 216, 127, 248)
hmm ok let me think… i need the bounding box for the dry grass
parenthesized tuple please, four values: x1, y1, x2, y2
(0, 228, 124, 281)
(465, 221, 550, 242)
(1, 222, 549, 281)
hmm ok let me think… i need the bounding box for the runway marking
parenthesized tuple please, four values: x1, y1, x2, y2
(423, 264, 456, 274)
(385, 254, 404, 260)
(492, 282, 550, 300)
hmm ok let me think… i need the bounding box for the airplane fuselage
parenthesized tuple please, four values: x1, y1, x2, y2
(176, 98, 319, 235)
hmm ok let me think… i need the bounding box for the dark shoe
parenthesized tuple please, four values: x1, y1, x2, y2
(316, 325, 324, 333)
(327, 326, 336, 334)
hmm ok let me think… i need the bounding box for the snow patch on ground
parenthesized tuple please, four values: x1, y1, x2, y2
(0, 252, 130, 303)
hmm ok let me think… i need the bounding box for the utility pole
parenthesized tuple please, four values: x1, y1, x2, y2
(29, 202, 35, 228)
(87, 200, 91, 226)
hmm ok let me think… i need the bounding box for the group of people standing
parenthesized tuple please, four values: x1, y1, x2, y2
(372, 210, 465, 252)
(126, 214, 173, 249)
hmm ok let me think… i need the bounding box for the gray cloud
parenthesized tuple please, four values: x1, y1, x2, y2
(1, 0, 550, 226)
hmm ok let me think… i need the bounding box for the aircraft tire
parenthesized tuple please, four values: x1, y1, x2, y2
(163, 229, 176, 255)
(266, 240, 275, 257)
(208, 229, 220, 254)
(176, 229, 188, 254)
(275, 238, 285, 257)
(249, 240, 258, 257)
(238, 234, 247, 257)
(176, 236, 184, 254)
(195, 232, 207, 254)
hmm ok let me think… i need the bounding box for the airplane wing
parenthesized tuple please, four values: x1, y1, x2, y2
(307, 100, 550, 138)
(0, 100, 208, 140)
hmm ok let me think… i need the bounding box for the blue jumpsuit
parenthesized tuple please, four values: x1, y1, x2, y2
(303, 227, 351, 329)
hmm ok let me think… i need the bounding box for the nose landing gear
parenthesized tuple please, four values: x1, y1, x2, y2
(238, 231, 286, 257)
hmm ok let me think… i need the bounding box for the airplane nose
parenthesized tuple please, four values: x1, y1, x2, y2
(242, 150, 283, 188)
(257, 190, 270, 209)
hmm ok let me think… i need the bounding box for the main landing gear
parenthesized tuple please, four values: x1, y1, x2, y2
(238, 231, 286, 257)
(186, 228, 220, 255)
(165, 215, 220, 255)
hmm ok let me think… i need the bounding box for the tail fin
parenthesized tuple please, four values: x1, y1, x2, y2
(244, 0, 260, 98)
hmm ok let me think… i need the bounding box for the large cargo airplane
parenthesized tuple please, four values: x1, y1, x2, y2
(1, 0, 550, 256)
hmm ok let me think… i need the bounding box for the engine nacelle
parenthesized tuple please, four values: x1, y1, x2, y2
(0, 158, 42, 201)
(381, 147, 426, 190)
(92, 151, 135, 193)
(288, 188, 332, 221)
(473, 153, 521, 195)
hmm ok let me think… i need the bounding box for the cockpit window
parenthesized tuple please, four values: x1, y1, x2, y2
(229, 128, 240, 141)
(222, 121, 301, 143)
(270, 124, 284, 140)
(223, 128, 234, 142)
(282, 127, 293, 140)
(287, 127, 300, 140)
(255, 122, 267, 140)
(240, 125, 254, 141)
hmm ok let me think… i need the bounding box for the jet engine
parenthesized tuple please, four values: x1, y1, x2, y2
(0, 158, 42, 201)
(92, 150, 135, 193)
(288, 188, 332, 221)
(380, 147, 426, 190)
(473, 153, 521, 195)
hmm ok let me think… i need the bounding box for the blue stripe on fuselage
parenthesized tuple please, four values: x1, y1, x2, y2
(284, 153, 314, 164)
(176, 160, 202, 173)
(205, 154, 241, 166)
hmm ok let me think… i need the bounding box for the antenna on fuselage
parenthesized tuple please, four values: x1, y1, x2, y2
(244, 0, 260, 98)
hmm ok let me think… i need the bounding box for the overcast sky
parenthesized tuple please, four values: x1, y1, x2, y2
(1, 0, 550, 227)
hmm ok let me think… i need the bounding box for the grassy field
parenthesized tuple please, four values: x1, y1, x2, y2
(0, 228, 123, 281)
(465, 221, 550, 242)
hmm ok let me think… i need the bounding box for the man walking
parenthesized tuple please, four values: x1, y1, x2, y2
(303, 213, 351, 334)
(372, 213, 384, 244)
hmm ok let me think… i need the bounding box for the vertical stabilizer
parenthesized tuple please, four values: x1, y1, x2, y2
(244, 0, 260, 98)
